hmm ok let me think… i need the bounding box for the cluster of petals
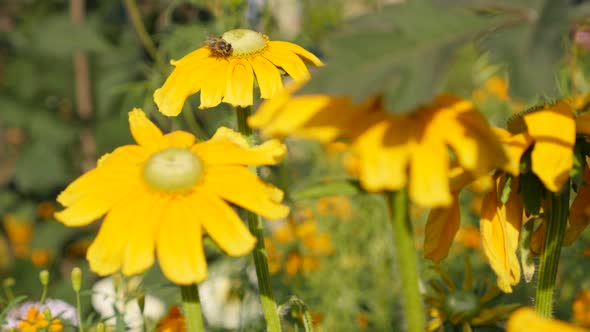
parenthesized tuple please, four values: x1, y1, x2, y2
(55, 109, 289, 285)
(250, 89, 508, 208)
(154, 29, 323, 115)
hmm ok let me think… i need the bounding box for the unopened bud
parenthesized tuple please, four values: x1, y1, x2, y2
(39, 270, 49, 286)
(71, 267, 82, 292)
(43, 307, 52, 320)
(138, 293, 145, 313)
(3, 278, 15, 287)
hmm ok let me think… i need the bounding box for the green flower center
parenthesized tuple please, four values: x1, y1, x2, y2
(221, 29, 267, 56)
(442, 291, 481, 323)
(143, 148, 203, 193)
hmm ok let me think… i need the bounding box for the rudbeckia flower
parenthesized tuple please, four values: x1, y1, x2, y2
(251, 91, 508, 207)
(55, 109, 289, 285)
(154, 29, 323, 115)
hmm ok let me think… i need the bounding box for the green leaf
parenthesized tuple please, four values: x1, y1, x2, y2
(291, 179, 361, 201)
(14, 143, 70, 195)
(483, 0, 571, 100)
(301, 1, 511, 111)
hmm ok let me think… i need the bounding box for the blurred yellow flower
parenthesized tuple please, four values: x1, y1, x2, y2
(17, 307, 63, 332)
(456, 225, 482, 249)
(36, 201, 56, 219)
(507, 308, 588, 332)
(154, 29, 323, 115)
(251, 92, 507, 207)
(3, 214, 33, 259)
(31, 249, 52, 268)
(55, 109, 289, 285)
(574, 290, 590, 328)
(472, 76, 509, 103)
(316, 196, 352, 220)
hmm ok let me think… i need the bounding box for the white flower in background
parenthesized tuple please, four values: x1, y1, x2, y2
(3, 298, 78, 330)
(91, 276, 165, 332)
(199, 261, 261, 329)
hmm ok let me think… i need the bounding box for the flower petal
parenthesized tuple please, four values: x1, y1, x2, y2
(507, 308, 586, 332)
(248, 81, 305, 131)
(223, 59, 254, 107)
(153, 54, 213, 116)
(190, 189, 256, 256)
(129, 109, 164, 148)
(493, 128, 534, 176)
(250, 56, 283, 99)
(263, 46, 310, 81)
(193, 127, 286, 166)
(200, 165, 290, 220)
(424, 196, 461, 263)
(156, 196, 207, 285)
(524, 102, 575, 191)
(163, 131, 196, 148)
(268, 41, 324, 66)
(199, 59, 230, 109)
(480, 175, 522, 293)
(409, 136, 452, 207)
(86, 191, 154, 276)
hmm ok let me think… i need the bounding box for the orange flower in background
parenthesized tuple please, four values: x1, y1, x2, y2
(574, 290, 590, 328)
(316, 196, 352, 220)
(55, 109, 289, 285)
(154, 29, 323, 114)
(3, 214, 33, 258)
(156, 306, 186, 332)
(455, 225, 482, 249)
(16, 307, 63, 332)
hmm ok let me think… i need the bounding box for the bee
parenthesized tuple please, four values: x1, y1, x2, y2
(206, 36, 233, 57)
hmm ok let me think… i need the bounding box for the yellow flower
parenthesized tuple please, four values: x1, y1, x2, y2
(3, 214, 34, 258)
(507, 308, 588, 332)
(154, 29, 323, 115)
(573, 290, 590, 328)
(251, 92, 507, 207)
(55, 109, 289, 285)
(478, 100, 590, 292)
(17, 307, 63, 332)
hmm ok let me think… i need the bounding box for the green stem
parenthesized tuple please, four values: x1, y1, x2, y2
(235, 106, 282, 332)
(122, 0, 167, 70)
(75, 290, 84, 332)
(180, 284, 204, 332)
(387, 189, 425, 332)
(535, 182, 570, 317)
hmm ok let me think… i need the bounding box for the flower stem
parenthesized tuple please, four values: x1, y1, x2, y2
(535, 182, 570, 317)
(387, 189, 425, 332)
(235, 106, 282, 332)
(180, 284, 204, 332)
(122, 0, 166, 70)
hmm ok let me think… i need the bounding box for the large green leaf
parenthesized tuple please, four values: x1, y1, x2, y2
(301, 1, 511, 111)
(482, 0, 571, 99)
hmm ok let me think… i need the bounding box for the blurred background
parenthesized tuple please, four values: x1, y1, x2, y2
(2, 0, 590, 331)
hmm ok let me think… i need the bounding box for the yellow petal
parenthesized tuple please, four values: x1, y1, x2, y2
(248, 80, 306, 132)
(409, 135, 452, 207)
(565, 161, 590, 245)
(249, 56, 283, 99)
(352, 113, 411, 192)
(153, 55, 214, 116)
(493, 128, 534, 176)
(129, 108, 164, 148)
(191, 189, 256, 256)
(440, 100, 508, 175)
(263, 46, 310, 81)
(200, 165, 290, 220)
(156, 196, 207, 285)
(163, 131, 195, 148)
(121, 194, 167, 276)
(507, 308, 588, 332)
(193, 127, 286, 166)
(223, 59, 254, 107)
(86, 192, 154, 276)
(268, 41, 324, 67)
(480, 175, 522, 293)
(199, 59, 229, 109)
(524, 102, 575, 191)
(424, 196, 461, 263)
(170, 47, 210, 67)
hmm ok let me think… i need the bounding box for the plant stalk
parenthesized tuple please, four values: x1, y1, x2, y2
(180, 284, 204, 332)
(387, 189, 425, 332)
(235, 106, 282, 332)
(535, 181, 570, 317)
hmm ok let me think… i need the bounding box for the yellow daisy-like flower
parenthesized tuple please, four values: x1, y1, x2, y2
(507, 308, 588, 332)
(55, 109, 289, 285)
(17, 307, 63, 332)
(154, 29, 323, 115)
(252, 91, 507, 207)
